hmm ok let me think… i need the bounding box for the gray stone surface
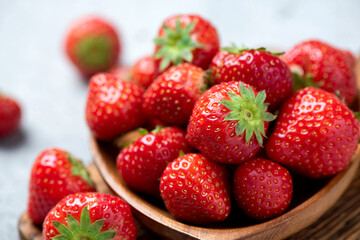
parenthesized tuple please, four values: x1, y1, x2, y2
(0, 0, 359, 239)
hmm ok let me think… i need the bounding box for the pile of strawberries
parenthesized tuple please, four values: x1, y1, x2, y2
(4, 13, 356, 240)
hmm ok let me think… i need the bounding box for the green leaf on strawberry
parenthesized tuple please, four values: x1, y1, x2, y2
(219, 82, 276, 146)
(51, 207, 116, 240)
(221, 44, 284, 56)
(68, 155, 94, 187)
(154, 18, 203, 71)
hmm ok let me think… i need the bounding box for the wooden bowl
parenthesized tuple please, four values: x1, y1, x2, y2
(90, 135, 360, 240)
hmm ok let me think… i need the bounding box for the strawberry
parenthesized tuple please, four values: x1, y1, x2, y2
(143, 63, 207, 125)
(186, 81, 276, 164)
(233, 158, 293, 220)
(108, 65, 131, 81)
(265, 87, 360, 178)
(27, 148, 95, 224)
(342, 50, 356, 68)
(282, 40, 357, 105)
(43, 192, 137, 240)
(85, 73, 145, 140)
(211, 46, 293, 111)
(65, 16, 121, 78)
(117, 126, 191, 196)
(0, 94, 21, 138)
(160, 153, 231, 224)
(154, 14, 219, 72)
(131, 55, 158, 88)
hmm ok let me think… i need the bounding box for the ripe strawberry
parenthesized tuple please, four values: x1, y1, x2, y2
(186, 81, 276, 164)
(86, 73, 145, 140)
(108, 65, 131, 81)
(342, 50, 356, 68)
(43, 192, 137, 240)
(143, 63, 207, 125)
(65, 16, 121, 78)
(0, 94, 21, 138)
(266, 87, 360, 178)
(160, 153, 231, 224)
(117, 126, 191, 196)
(154, 14, 219, 72)
(27, 148, 95, 224)
(211, 46, 293, 111)
(131, 55, 158, 88)
(233, 158, 293, 220)
(282, 40, 357, 105)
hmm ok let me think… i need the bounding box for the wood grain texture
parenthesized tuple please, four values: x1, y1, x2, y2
(90, 136, 360, 240)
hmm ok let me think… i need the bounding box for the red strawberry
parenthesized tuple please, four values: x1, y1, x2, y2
(65, 16, 121, 78)
(117, 126, 191, 196)
(43, 192, 137, 240)
(108, 65, 131, 81)
(154, 14, 219, 72)
(266, 87, 360, 178)
(233, 158, 293, 220)
(143, 63, 207, 125)
(186, 81, 276, 164)
(86, 73, 145, 140)
(0, 94, 21, 138)
(27, 148, 95, 224)
(342, 50, 356, 68)
(282, 40, 357, 105)
(211, 46, 293, 111)
(131, 55, 158, 88)
(160, 153, 231, 224)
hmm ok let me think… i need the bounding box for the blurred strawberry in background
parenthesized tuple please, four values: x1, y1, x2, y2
(0, 94, 21, 138)
(65, 16, 121, 78)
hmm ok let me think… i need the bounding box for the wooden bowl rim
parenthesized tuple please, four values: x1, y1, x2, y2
(91, 136, 360, 239)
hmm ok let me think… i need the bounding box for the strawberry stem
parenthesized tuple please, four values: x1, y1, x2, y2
(219, 82, 276, 146)
(292, 72, 318, 92)
(221, 44, 284, 56)
(154, 18, 203, 71)
(76, 36, 112, 69)
(68, 155, 94, 187)
(51, 207, 116, 240)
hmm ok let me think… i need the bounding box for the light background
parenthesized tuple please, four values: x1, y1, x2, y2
(0, 0, 359, 238)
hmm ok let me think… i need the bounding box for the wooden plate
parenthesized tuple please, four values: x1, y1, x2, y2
(90, 135, 360, 240)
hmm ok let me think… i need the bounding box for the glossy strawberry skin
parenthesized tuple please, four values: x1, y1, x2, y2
(65, 16, 120, 78)
(117, 127, 191, 196)
(155, 14, 220, 71)
(0, 95, 21, 138)
(211, 50, 293, 111)
(143, 63, 206, 125)
(282, 40, 356, 105)
(42, 192, 137, 240)
(160, 153, 231, 224)
(186, 81, 269, 164)
(131, 55, 158, 88)
(86, 73, 145, 140)
(233, 158, 293, 220)
(266, 87, 360, 178)
(27, 148, 95, 224)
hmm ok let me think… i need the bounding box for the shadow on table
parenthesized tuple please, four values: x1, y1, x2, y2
(0, 128, 27, 150)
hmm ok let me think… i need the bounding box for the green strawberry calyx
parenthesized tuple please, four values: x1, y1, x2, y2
(222, 44, 284, 56)
(51, 206, 117, 240)
(292, 72, 319, 92)
(154, 18, 203, 71)
(219, 82, 276, 146)
(68, 155, 94, 187)
(76, 36, 112, 69)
